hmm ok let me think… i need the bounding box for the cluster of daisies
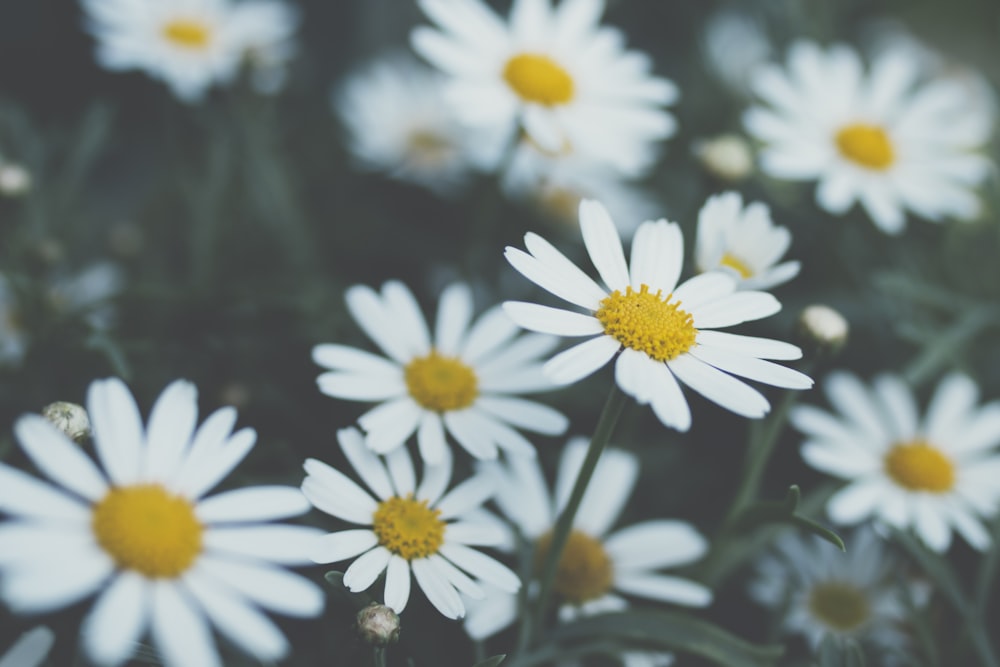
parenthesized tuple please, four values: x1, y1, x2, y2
(1, 0, 999, 666)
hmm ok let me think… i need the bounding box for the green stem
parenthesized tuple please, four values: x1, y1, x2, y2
(373, 646, 387, 667)
(520, 384, 628, 651)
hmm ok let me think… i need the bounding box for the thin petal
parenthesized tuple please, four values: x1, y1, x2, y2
(690, 291, 781, 329)
(613, 573, 712, 607)
(204, 525, 327, 565)
(438, 543, 520, 592)
(337, 427, 394, 500)
(605, 520, 708, 571)
(667, 355, 770, 418)
(436, 474, 496, 519)
(81, 572, 149, 667)
(629, 220, 683, 295)
(301, 458, 379, 524)
(143, 380, 198, 483)
(688, 345, 813, 389)
(87, 377, 144, 486)
(358, 398, 422, 455)
(695, 330, 802, 360)
(14, 415, 107, 501)
(543, 336, 619, 385)
(827, 478, 885, 525)
(435, 284, 474, 356)
(195, 557, 324, 617)
(196, 486, 310, 524)
(383, 554, 412, 613)
(417, 411, 450, 466)
(343, 546, 392, 593)
(411, 557, 464, 619)
(385, 446, 416, 497)
(0, 464, 90, 521)
(310, 530, 379, 564)
(474, 396, 569, 435)
(150, 582, 220, 667)
(502, 302, 604, 336)
(580, 199, 630, 292)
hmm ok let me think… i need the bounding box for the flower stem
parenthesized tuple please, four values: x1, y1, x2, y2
(520, 383, 628, 651)
(373, 646, 387, 667)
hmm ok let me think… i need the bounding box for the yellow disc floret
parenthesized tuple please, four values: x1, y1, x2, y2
(372, 495, 446, 560)
(719, 252, 754, 279)
(91, 484, 202, 578)
(595, 284, 697, 362)
(503, 53, 575, 106)
(884, 440, 955, 493)
(162, 19, 212, 49)
(404, 350, 478, 412)
(535, 530, 614, 605)
(808, 581, 871, 632)
(835, 123, 895, 170)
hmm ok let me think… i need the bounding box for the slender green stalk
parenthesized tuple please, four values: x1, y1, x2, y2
(373, 646, 387, 667)
(520, 384, 628, 650)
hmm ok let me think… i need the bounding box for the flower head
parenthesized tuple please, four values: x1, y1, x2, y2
(792, 372, 1000, 552)
(0, 378, 325, 667)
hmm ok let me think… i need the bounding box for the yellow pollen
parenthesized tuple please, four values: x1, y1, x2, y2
(719, 253, 754, 279)
(835, 123, 895, 170)
(595, 284, 697, 362)
(884, 440, 955, 493)
(807, 581, 871, 632)
(372, 495, 446, 560)
(162, 19, 212, 49)
(404, 350, 478, 412)
(535, 530, 614, 604)
(503, 53, 575, 106)
(91, 484, 202, 578)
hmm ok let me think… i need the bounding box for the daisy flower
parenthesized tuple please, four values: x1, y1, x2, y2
(0, 627, 54, 667)
(411, 0, 678, 172)
(229, 0, 300, 95)
(750, 528, 914, 662)
(744, 41, 993, 233)
(312, 281, 569, 464)
(0, 378, 325, 667)
(503, 199, 813, 431)
(694, 191, 800, 291)
(335, 55, 503, 194)
(791, 372, 1000, 552)
(465, 438, 710, 643)
(701, 9, 772, 97)
(301, 427, 520, 619)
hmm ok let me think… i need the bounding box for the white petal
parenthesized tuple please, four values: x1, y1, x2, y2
(825, 372, 892, 442)
(445, 520, 508, 546)
(383, 554, 412, 613)
(873, 375, 919, 441)
(614, 573, 712, 607)
(695, 331, 802, 360)
(337, 427, 394, 500)
(615, 348, 658, 404)
(310, 530, 379, 564)
(175, 428, 256, 500)
(385, 446, 416, 497)
(574, 448, 639, 538)
(343, 546, 392, 593)
(81, 572, 149, 667)
(143, 380, 198, 483)
(460, 305, 521, 364)
(543, 336, 619, 385)
(671, 272, 736, 312)
(689, 345, 813, 389)
(475, 333, 559, 374)
(913, 496, 952, 553)
(474, 396, 568, 435)
(382, 281, 432, 355)
(502, 302, 603, 336)
(411, 557, 464, 619)
(504, 235, 606, 310)
(316, 372, 406, 401)
(87, 377, 144, 486)
(827, 478, 885, 525)
(690, 291, 781, 329)
(311, 343, 402, 376)
(580, 200, 630, 292)
(436, 473, 496, 519)
(417, 411, 450, 467)
(950, 403, 1000, 456)
(195, 556, 323, 617)
(345, 284, 413, 363)
(443, 410, 499, 460)
(667, 355, 770, 418)
(0, 626, 55, 667)
(435, 284, 474, 356)
(605, 520, 708, 571)
(1, 550, 112, 613)
(0, 523, 96, 567)
(801, 442, 880, 478)
(427, 553, 484, 599)
(204, 525, 326, 565)
(0, 464, 90, 521)
(925, 373, 979, 445)
(150, 582, 220, 667)
(358, 398, 422, 455)
(648, 361, 692, 432)
(417, 442, 453, 504)
(438, 543, 520, 592)
(196, 486, 309, 524)
(170, 407, 237, 490)
(13, 415, 107, 501)
(301, 458, 379, 524)
(629, 220, 683, 295)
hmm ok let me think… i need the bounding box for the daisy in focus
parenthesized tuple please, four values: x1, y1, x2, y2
(744, 41, 993, 233)
(791, 372, 1000, 552)
(411, 0, 678, 172)
(750, 528, 914, 662)
(312, 281, 569, 463)
(301, 427, 520, 619)
(335, 55, 503, 194)
(0, 627, 54, 667)
(503, 200, 813, 431)
(694, 191, 800, 291)
(465, 438, 710, 644)
(0, 378, 325, 667)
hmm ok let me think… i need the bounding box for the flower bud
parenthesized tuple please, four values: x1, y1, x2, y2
(798, 305, 849, 355)
(0, 163, 32, 197)
(41, 402, 91, 444)
(693, 134, 753, 182)
(356, 602, 400, 646)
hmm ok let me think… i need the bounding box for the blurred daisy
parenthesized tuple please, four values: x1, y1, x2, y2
(312, 281, 568, 463)
(0, 378, 325, 667)
(701, 9, 772, 96)
(694, 191, 799, 291)
(302, 427, 520, 619)
(744, 41, 993, 233)
(503, 199, 812, 431)
(412, 0, 677, 171)
(335, 55, 503, 194)
(0, 627, 54, 667)
(230, 0, 299, 94)
(750, 528, 913, 661)
(465, 438, 710, 643)
(792, 372, 1000, 552)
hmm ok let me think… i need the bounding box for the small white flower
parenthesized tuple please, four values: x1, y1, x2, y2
(701, 9, 772, 96)
(411, 0, 678, 174)
(313, 281, 569, 463)
(799, 305, 849, 350)
(792, 372, 1000, 552)
(334, 55, 503, 194)
(503, 199, 812, 431)
(0, 378, 325, 667)
(0, 627, 54, 667)
(750, 528, 915, 662)
(744, 41, 993, 233)
(0, 163, 32, 197)
(692, 134, 754, 182)
(302, 427, 520, 619)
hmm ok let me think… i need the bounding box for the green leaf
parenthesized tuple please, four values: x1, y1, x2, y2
(323, 571, 375, 611)
(471, 656, 506, 667)
(545, 610, 783, 667)
(736, 485, 845, 551)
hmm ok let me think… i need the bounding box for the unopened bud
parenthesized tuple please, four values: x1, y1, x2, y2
(0, 163, 32, 197)
(356, 602, 400, 646)
(694, 134, 753, 182)
(41, 402, 91, 444)
(798, 305, 849, 354)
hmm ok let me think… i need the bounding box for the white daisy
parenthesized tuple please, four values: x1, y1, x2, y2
(694, 191, 800, 291)
(701, 8, 772, 97)
(229, 0, 299, 94)
(0, 627, 54, 667)
(411, 0, 678, 173)
(750, 527, 914, 662)
(312, 281, 569, 464)
(0, 378, 325, 667)
(301, 427, 520, 619)
(334, 55, 504, 194)
(465, 438, 710, 643)
(791, 372, 1000, 552)
(82, 0, 246, 102)
(744, 41, 993, 233)
(503, 199, 813, 431)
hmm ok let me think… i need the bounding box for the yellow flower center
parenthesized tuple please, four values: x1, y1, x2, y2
(884, 440, 955, 493)
(835, 123, 895, 170)
(372, 495, 446, 560)
(406, 130, 454, 168)
(503, 53, 575, 106)
(595, 284, 697, 362)
(807, 581, 871, 632)
(537, 185, 584, 224)
(91, 484, 202, 578)
(535, 530, 614, 604)
(719, 252, 754, 279)
(162, 19, 212, 50)
(404, 350, 478, 412)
